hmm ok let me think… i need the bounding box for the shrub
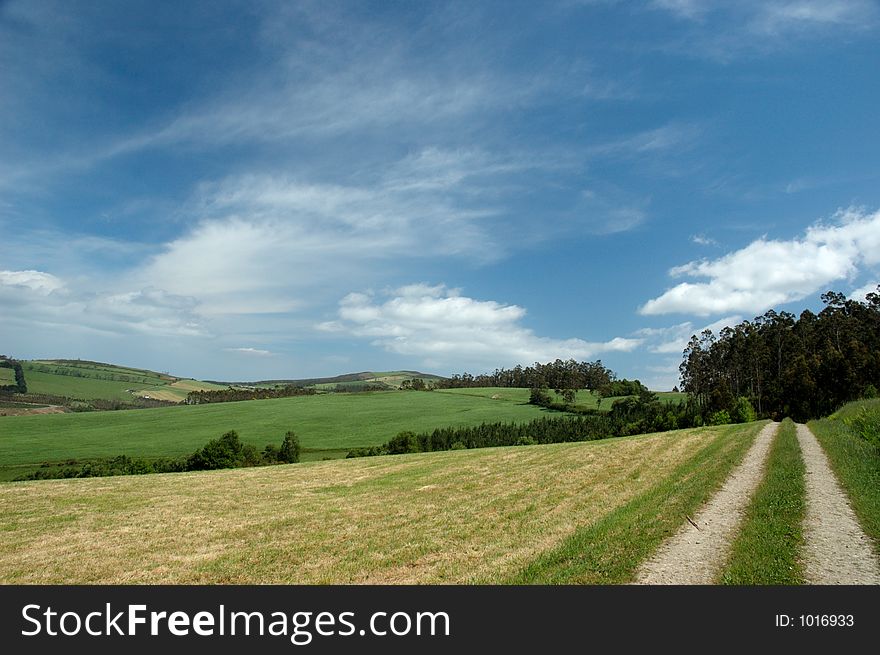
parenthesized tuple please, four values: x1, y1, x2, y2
(516, 436, 537, 446)
(450, 441, 466, 450)
(186, 430, 248, 470)
(387, 431, 420, 454)
(279, 431, 301, 463)
(731, 397, 757, 423)
(709, 410, 731, 426)
(529, 386, 552, 407)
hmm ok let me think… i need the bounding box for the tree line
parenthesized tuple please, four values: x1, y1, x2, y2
(17, 430, 302, 481)
(433, 359, 615, 391)
(0, 356, 27, 394)
(345, 391, 756, 459)
(679, 287, 880, 422)
(185, 385, 317, 404)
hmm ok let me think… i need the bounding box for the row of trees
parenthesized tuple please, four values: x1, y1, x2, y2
(18, 430, 302, 481)
(345, 390, 758, 459)
(680, 288, 880, 422)
(185, 386, 317, 404)
(0, 356, 27, 394)
(433, 359, 615, 391)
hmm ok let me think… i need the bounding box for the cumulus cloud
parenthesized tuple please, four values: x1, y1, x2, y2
(326, 283, 641, 369)
(1, 269, 203, 338)
(640, 207, 880, 316)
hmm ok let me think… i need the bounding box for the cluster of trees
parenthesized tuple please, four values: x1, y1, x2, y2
(334, 383, 388, 392)
(0, 357, 27, 394)
(185, 386, 317, 404)
(434, 359, 615, 391)
(680, 288, 880, 422)
(597, 379, 649, 397)
(17, 430, 301, 481)
(399, 378, 429, 390)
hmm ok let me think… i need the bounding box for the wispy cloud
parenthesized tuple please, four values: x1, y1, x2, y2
(224, 347, 274, 357)
(690, 234, 718, 246)
(649, 0, 878, 60)
(636, 315, 743, 354)
(641, 207, 880, 316)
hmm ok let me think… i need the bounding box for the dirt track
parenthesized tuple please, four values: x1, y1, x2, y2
(796, 423, 880, 584)
(633, 421, 778, 584)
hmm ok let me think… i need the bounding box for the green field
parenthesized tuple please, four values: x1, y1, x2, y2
(436, 387, 687, 411)
(0, 389, 554, 479)
(0, 367, 15, 385)
(19, 360, 224, 402)
(0, 423, 751, 584)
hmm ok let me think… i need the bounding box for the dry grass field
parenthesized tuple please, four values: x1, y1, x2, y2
(0, 423, 758, 584)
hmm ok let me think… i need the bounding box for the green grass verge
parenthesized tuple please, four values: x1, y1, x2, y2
(718, 418, 805, 584)
(508, 421, 764, 583)
(809, 399, 880, 557)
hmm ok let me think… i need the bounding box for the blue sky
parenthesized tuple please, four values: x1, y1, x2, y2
(2, 0, 879, 387)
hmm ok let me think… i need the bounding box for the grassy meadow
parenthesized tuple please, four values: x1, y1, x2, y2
(0, 422, 758, 584)
(0, 389, 554, 480)
(436, 387, 686, 411)
(0, 367, 15, 384)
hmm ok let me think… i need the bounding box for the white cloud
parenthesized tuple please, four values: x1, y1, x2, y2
(224, 347, 273, 357)
(133, 148, 540, 316)
(328, 283, 642, 369)
(690, 234, 718, 246)
(640, 207, 880, 316)
(0, 269, 64, 295)
(750, 1, 877, 35)
(0, 270, 204, 338)
(850, 281, 879, 303)
(637, 315, 743, 354)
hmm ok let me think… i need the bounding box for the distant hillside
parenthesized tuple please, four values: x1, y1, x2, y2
(19, 360, 225, 403)
(210, 370, 446, 391)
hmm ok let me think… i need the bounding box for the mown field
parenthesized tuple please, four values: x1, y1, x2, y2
(0, 422, 760, 584)
(0, 390, 554, 480)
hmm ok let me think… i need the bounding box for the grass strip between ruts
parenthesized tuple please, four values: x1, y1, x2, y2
(718, 418, 804, 584)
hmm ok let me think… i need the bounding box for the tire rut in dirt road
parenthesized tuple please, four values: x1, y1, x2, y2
(795, 423, 880, 585)
(633, 422, 778, 585)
